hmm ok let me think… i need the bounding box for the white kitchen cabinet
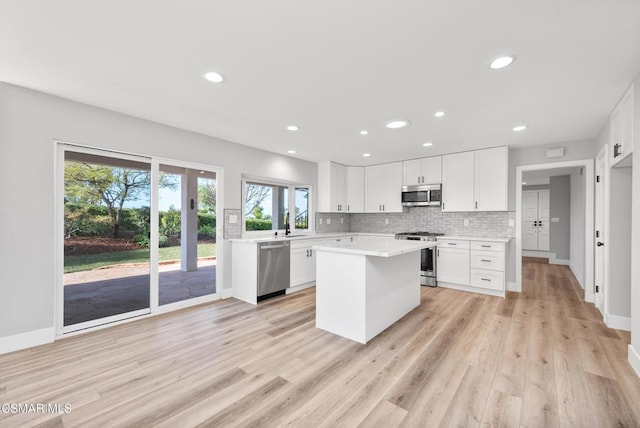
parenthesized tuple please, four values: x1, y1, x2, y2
(290, 242, 316, 287)
(364, 162, 403, 213)
(437, 238, 507, 297)
(318, 161, 347, 212)
(437, 245, 470, 286)
(346, 166, 364, 212)
(442, 151, 475, 211)
(402, 156, 442, 186)
(610, 83, 635, 167)
(474, 146, 508, 211)
(442, 147, 508, 212)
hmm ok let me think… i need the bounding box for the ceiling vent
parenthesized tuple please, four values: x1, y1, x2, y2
(546, 147, 565, 158)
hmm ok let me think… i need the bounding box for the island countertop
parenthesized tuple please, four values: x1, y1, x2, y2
(312, 237, 436, 257)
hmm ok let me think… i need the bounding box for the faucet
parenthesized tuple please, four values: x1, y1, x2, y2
(285, 212, 291, 236)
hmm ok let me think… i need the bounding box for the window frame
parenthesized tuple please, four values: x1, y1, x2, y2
(241, 177, 314, 236)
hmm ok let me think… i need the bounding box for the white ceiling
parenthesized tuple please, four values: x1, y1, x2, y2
(523, 167, 581, 185)
(1, 0, 639, 166)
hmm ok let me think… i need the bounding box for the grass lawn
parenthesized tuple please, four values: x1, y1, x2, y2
(64, 243, 216, 274)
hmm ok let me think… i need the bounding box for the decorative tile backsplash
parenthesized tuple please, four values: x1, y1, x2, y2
(317, 207, 515, 237)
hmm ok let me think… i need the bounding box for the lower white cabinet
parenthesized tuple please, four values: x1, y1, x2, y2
(437, 238, 507, 297)
(437, 241, 470, 285)
(290, 242, 316, 287)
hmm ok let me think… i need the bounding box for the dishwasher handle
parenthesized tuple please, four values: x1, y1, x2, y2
(260, 243, 289, 250)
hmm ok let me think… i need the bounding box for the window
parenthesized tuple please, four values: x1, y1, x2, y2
(243, 180, 311, 233)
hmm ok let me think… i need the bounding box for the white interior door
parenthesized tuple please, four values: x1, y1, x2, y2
(522, 191, 539, 250)
(537, 190, 550, 251)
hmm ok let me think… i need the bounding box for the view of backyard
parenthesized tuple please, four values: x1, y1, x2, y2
(63, 153, 218, 326)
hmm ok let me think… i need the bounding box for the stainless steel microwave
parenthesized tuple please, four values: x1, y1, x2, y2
(401, 184, 442, 207)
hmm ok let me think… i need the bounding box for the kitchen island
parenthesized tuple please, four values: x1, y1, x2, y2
(312, 238, 436, 344)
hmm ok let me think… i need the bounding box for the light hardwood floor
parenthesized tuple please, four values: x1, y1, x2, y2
(1, 262, 639, 427)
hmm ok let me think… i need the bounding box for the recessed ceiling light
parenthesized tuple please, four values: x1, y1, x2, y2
(362, 153, 371, 157)
(360, 130, 369, 135)
(385, 120, 410, 129)
(513, 125, 527, 132)
(434, 111, 445, 118)
(423, 142, 433, 147)
(287, 150, 296, 154)
(199, 170, 205, 174)
(490, 56, 516, 70)
(203, 71, 224, 83)
(286, 125, 299, 131)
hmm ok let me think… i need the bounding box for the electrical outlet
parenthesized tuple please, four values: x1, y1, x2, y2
(327, 218, 331, 225)
(385, 218, 389, 225)
(463, 219, 469, 226)
(508, 218, 515, 227)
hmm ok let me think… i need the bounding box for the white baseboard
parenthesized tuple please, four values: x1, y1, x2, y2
(287, 282, 315, 294)
(523, 250, 548, 258)
(507, 281, 519, 292)
(438, 282, 505, 298)
(569, 262, 584, 288)
(221, 287, 233, 299)
(549, 253, 570, 266)
(0, 327, 55, 355)
(604, 312, 631, 331)
(629, 344, 640, 378)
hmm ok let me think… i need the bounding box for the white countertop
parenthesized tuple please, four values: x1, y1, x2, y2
(230, 232, 393, 243)
(312, 237, 436, 257)
(439, 235, 512, 243)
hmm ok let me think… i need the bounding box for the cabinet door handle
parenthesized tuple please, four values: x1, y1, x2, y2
(481, 259, 491, 262)
(481, 245, 491, 248)
(481, 278, 491, 282)
(448, 243, 457, 246)
(382, 204, 385, 211)
(309, 249, 312, 257)
(475, 201, 478, 209)
(347, 205, 350, 211)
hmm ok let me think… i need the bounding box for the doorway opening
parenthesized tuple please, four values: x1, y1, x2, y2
(515, 159, 594, 302)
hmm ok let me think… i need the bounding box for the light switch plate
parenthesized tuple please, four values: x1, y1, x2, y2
(463, 219, 469, 226)
(319, 218, 323, 225)
(385, 218, 389, 225)
(229, 215, 238, 224)
(340, 218, 344, 224)
(551, 217, 560, 223)
(508, 218, 515, 227)
(327, 218, 331, 225)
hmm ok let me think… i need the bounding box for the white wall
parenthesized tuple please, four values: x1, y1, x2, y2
(549, 175, 571, 261)
(0, 83, 318, 340)
(632, 138, 640, 373)
(508, 139, 597, 211)
(570, 168, 586, 287)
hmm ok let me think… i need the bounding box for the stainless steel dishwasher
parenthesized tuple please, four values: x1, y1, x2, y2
(257, 240, 291, 299)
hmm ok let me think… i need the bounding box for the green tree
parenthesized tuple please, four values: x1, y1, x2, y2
(198, 179, 216, 213)
(65, 161, 176, 237)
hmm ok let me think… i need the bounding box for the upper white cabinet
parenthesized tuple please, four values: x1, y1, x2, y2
(346, 166, 364, 212)
(610, 82, 635, 167)
(474, 146, 508, 211)
(442, 151, 475, 211)
(319, 162, 365, 213)
(402, 156, 442, 186)
(318, 161, 347, 212)
(442, 146, 508, 212)
(364, 162, 403, 213)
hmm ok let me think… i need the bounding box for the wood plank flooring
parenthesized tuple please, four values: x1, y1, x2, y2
(1, 262, 639, 427)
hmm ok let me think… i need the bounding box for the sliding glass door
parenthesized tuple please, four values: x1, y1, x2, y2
(59, 145, 221, 333)
(62, 149, 151, 331)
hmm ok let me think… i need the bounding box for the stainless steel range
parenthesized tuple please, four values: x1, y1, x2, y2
(395, 231, 444, 287)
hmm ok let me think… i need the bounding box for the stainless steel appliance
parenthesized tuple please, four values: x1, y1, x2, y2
(257, 240, 290, 300)
(401, 184, 442, 207)
(395, 231, 444, 286)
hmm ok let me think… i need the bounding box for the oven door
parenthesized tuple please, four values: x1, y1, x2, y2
(421, 247, 437, 286)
